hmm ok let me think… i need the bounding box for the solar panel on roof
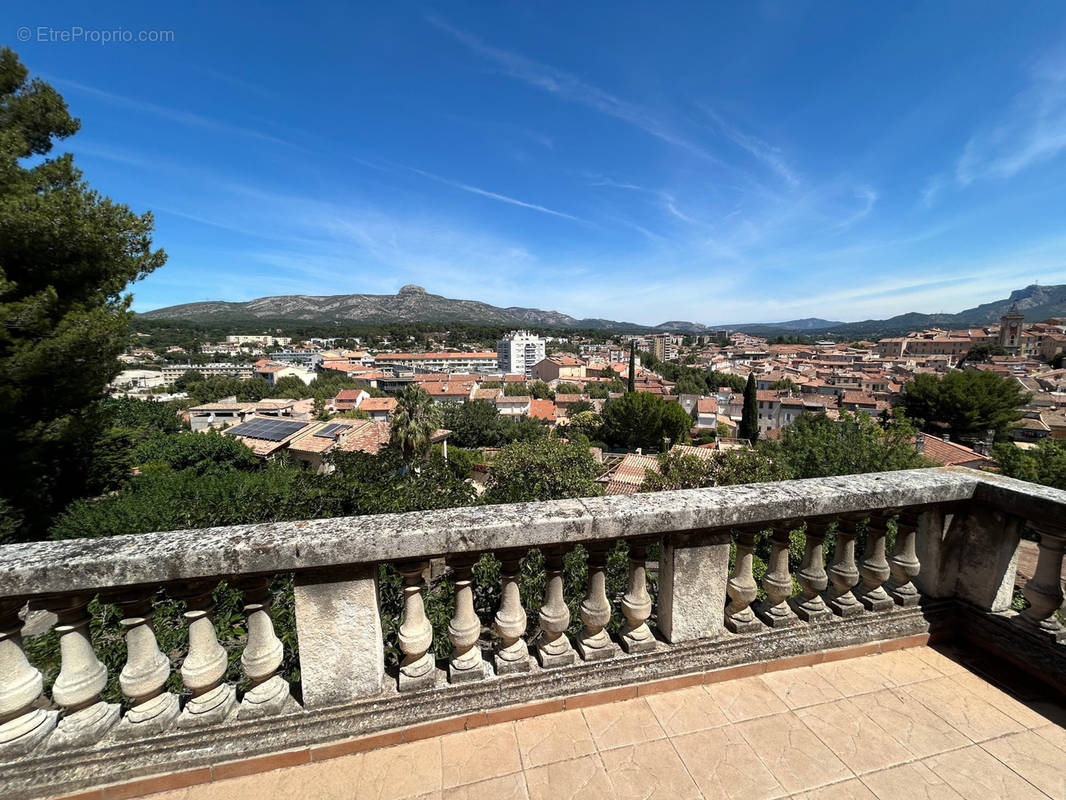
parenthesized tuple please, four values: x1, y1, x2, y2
(315, 423, 353, 439)
(227, 419, 307, 441)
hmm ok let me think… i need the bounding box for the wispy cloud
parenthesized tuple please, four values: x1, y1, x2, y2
(699, 106, 800, 186)
(51, 78, 310, 152)
(955, 57, 1066, 185)
(404, 165, 588, 223)
(427, 15, 720, 163)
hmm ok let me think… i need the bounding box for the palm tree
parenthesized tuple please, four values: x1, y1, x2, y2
(391, 384, 440, 463)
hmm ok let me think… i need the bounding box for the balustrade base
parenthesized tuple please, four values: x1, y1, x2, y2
(536, 645, 577, 669)
(793, 600, 833, 623)
(48, 701, 120, 751)
(448, 658, 489, 685)
(575, 637, 620, 662)
(0, 708, 57, 757)
(112, 693, 180, 740)
(890, 589, 921, 608)
(859, 592, 895, 613)
(829, 596, 864, 618)
(398, 654, 440, 691)
(755, 602, 802, 629)
(619, 629, 658, 654)
(494, 653, 533, 675)
(725, 613, 764, 634)
(177, 684, 237, 729)
(239, 676, 301, 720)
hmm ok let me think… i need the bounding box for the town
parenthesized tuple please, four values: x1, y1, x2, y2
(109, 304, 1065, 492)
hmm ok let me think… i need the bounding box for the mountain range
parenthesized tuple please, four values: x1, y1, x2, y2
(139, 283, 1066, 338)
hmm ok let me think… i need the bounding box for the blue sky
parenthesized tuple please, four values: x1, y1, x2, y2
(13, 2, 1066, 324)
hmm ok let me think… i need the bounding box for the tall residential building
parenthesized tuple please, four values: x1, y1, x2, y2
(647, 333, 677, 362)
(497, 330, 546, 375)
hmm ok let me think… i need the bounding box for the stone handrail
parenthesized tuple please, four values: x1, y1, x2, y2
(0, 467, 1001, 597)
(2, 465, 1066, 800)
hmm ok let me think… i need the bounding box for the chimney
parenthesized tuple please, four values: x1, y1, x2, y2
(942, 434, 950, 442)
(915, 433, 926, 453)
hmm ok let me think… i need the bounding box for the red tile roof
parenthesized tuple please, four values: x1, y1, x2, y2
(360, 397, 397, 412)
(528, 399, 557, 421)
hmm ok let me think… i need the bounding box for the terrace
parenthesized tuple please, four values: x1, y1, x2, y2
(2, 467, 1066, 799)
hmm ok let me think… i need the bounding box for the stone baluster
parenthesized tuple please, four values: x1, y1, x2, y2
(176, 583, 236, 727)
(0, 599, 57, 755)
(446, 555, 488, 683)
(828, 517, 863, 617)
(492, 552, 530, 674)
(536, 548, 576, 667)
(1018, 524, 1066, 641)
(112, 590, 179, 739)
(858, 515, 894, 612)
(238, 578, 299, 718)
(725, 529, 763, 633)
(577, 543, 619, 661)
(889, 511, 922, 607)
(795, 523, 832, 622)
(757, 524, 800, 628)
(45, 595, 120, 749)
(620, 540, 656, 653)
(396, 561, 436, 690)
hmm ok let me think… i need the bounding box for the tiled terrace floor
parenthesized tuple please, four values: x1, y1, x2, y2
(144, 645, 1066, 800)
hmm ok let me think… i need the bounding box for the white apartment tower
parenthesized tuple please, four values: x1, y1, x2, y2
(497, 330, 546, 375)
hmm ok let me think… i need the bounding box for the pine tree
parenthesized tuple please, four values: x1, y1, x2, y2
(0, 48, 167, 540)
(740, 373, 759, 443)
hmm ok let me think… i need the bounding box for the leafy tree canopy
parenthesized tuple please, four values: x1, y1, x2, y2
(600, 392, 691, 451)
(901, 371, 1030, 443)
(484, 438, 603, 504)
(993, 439, 1066, 491)
(0, 48, 166, 539)
(760, 410, 929, 479)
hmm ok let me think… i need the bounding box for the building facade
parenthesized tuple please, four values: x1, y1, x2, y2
(497, 331, 546, 376)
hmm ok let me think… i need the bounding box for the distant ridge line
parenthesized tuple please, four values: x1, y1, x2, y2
(139, 283, 1066, 338)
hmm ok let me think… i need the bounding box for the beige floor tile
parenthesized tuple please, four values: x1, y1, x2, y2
(921, 744, 1049, 799)
(858, 688, 970, 758)
(580, 697, 665, 750)
(948, 672, 1054, 729)
(350, 739, 444, 800)
(760, 666, 845, 709)
(643, 685, 729, 735)
(904, 677, 1025, 742)
(861, 761, 964, 800)
(599, 738, 701, 800)
(672, 725, 784, 800)
(440, 723, 522, 789)
(909, 647, 970, 676)
(1033, 721, 1066, 751)
(515, 708, 595, 768)
(813, 656, 896, 697)
(706, 673, 790, 722)
(981, 729, 1066, 799)
(523, 754, 614, 800)
(736, 711, 854, 793)
(795, 697, 914, 774)
(442, 772, 527, 800)
(789, 777, 878, 799)
(866, 650, 943, 686)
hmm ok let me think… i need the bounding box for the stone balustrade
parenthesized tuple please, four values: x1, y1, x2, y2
(1, 467, 1065, 799)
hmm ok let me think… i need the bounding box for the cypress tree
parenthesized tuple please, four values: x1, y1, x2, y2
(740, 373, 759, 443)
(627, 343, 636, 393)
